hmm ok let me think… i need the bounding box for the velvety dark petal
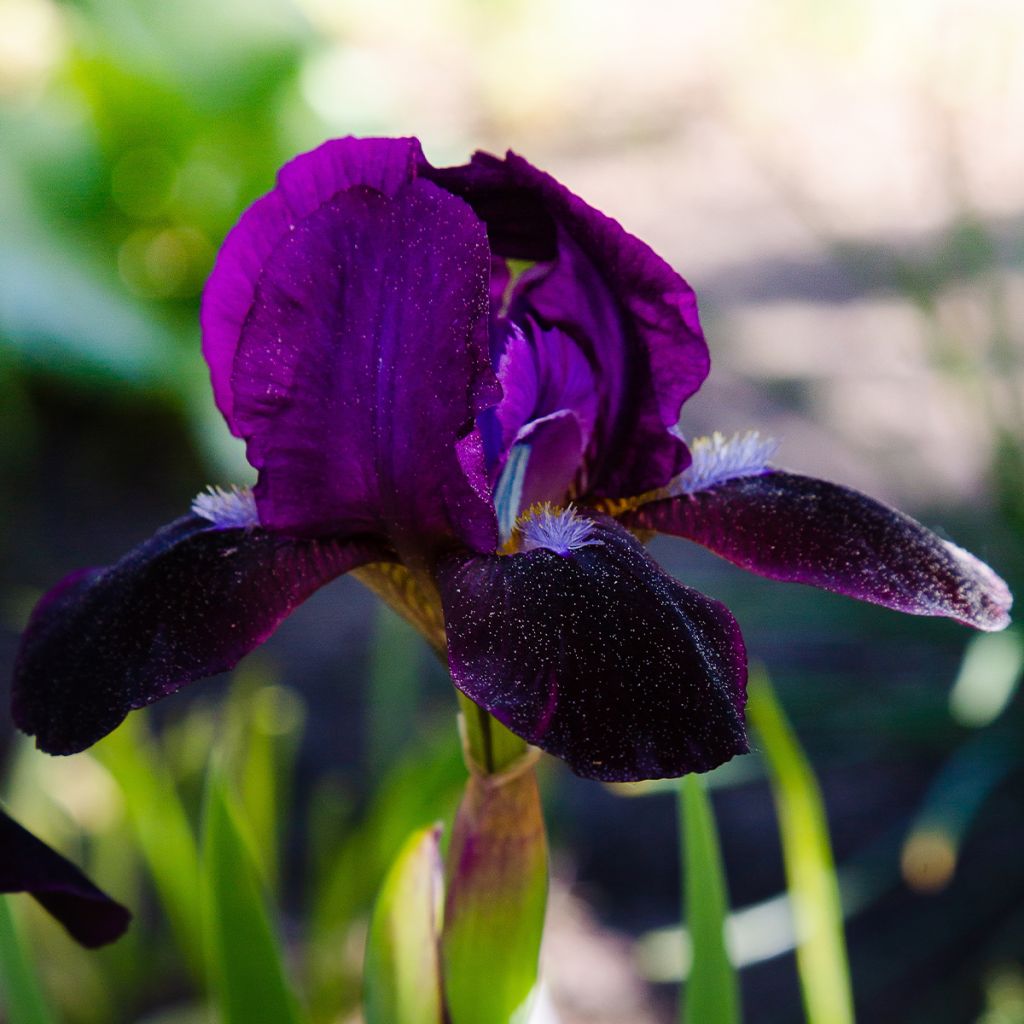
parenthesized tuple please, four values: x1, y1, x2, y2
(424, 150, 706, 498)
(0, 809, 131, 947)
(627, 471, 1012, 631)
(437, 517, 748, 782)
(230, 174, 499, 553)
(13, 516, 391, 755)
(201, 137, 424, 426)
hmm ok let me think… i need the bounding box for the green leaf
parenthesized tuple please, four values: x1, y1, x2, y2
(201, 768, 304, 1024)
(225, 671, 306, 891)
(364, 824, 445, 1024)
(94, 715, 204, 981)
(747, 668, 854, 1024)
(441, 767, 548, 1024)
(680, 774, 740, 1024)
(0, 897, 57, 1024)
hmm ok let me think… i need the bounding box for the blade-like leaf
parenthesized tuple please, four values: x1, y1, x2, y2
(747, 668, 854, 1024)
(201, 768, 303, 1024)
(0, 896, 57, 1024)
(364, 824, 445, 1024)
(226, 672, 306, 891)
(94, 715, 204, 981)
(680, 774, 740, 1024)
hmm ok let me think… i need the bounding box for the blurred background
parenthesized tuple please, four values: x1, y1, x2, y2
(1, 0, 1022, 1021)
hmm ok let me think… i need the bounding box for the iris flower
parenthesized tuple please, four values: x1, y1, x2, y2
(10, 138, 1011, 805)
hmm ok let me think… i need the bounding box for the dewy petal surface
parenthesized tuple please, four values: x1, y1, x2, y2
(437, 517, 748, 781)
(628, 470, 1012, 631)
(230, 176, 498, 552)
(13, 517, 391, 754)
(423, 150, 708, 498)
(0, 809, 131, 947)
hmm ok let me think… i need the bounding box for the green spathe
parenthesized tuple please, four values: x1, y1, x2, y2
(441, 710, 548, 1024)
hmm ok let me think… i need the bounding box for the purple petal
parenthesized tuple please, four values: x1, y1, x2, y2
(628, 471, 1013, 631)
(201, 137, 424, 426)
(515, 411, 586, 510)
(228, 181, 498, 553)
(495, 321, 598, 453)
(437, 516, 748, 782)
(13, 517, 391, 754)
(0, 809, 131, 947)
(424, 150, 707, 498)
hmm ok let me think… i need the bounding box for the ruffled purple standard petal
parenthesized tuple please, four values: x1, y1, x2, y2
(202, 137, 424, 425)
(0, 809, 131, 947)
(13, 516, 391, 755)
(495, 321, 598, 452)
(627, 471, 1013, 631)
(203, 137, 499, 553)
(423, 150, 707, 498)
(230, 181, 498, 553)
(437, 516, 748, 782)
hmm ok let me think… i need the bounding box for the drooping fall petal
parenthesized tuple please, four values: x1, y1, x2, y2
(13, 516, 391, 754)
(0, 809, 131, 947)
(628, 470, 1012, 631)
(437, 516, 748, 781)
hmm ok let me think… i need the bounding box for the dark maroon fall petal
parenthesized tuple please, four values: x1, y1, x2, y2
(627, 470, 1012, 631)
(12, 517, 392, 755)
(423, 149, 706, 499)
(437, 517, 748, 782)
(0, 809, 131, 947)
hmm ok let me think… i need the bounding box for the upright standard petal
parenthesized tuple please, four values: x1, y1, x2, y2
(437, 516, 747, 781)
(227, 175, 499, 553)
(13, 516, 391, 754)
(201, 137, 424, 425)
(628, 471, 1012, 631)
(424, 150, 708, 498)
(0, 809, 131, 947)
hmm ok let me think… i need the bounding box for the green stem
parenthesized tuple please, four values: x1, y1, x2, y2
(456, 691, 527, 777)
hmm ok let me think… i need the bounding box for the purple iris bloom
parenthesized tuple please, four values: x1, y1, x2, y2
(11, 137, 1011, 790)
